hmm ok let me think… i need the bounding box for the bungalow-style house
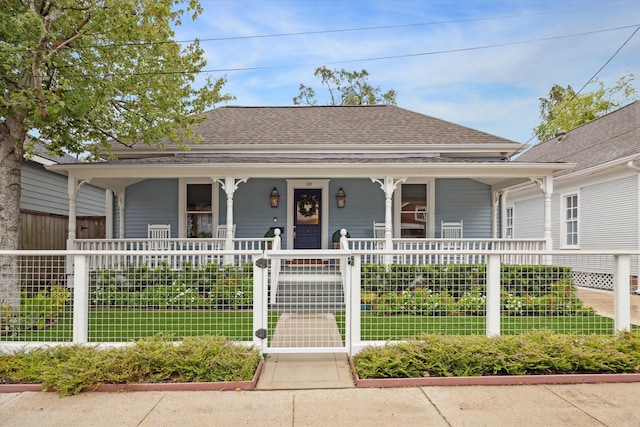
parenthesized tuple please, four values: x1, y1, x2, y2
(506, 101, 640, 291)
(48, 105, 572, 254)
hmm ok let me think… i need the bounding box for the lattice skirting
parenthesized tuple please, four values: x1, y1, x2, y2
(573, 271, 614, 291)
(573, 271, 639, 292)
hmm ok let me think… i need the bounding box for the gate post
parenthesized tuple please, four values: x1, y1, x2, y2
(72, 254, 88, 343)
(252, 255, 267, 352)
(350, 255, 362, 354)
(486, 254, 501, 337)
(614, 254, 631, 332)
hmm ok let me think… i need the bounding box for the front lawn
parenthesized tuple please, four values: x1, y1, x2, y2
(4, 309, 629, 343)
(360, 314, 622, 339)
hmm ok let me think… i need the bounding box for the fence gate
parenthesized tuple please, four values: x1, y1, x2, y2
(261, 252, 352, 354)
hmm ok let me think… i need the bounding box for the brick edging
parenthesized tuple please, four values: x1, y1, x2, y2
(347, 356, 640, 387)
(0, 360, 263, 393)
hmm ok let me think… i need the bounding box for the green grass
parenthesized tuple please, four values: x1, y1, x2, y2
(360, 314, 627, 340)
(4, 309, 635, 343)
(5, 309, 255, 342)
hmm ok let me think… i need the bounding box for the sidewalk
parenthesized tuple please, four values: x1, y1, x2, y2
(2, 382, 640, 426)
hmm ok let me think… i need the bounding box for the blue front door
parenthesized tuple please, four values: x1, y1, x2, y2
(294, 188, 322, 249)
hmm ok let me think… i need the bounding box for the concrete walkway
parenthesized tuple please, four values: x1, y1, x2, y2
(577, 287, 640, 324)
(3, 383, 640, 426)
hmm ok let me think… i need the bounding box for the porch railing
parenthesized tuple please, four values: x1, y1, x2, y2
(349, 238, 546, 264)
(75, 238, 271, 269)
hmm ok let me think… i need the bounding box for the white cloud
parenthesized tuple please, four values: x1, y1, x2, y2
(175, 0, 640, 141)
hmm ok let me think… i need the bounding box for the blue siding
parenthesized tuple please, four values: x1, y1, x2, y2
(125, 179, 179, 237)
(328, 179, 384, 240)
(435, 178, 491, 238)
(21, 161, 105, 216)
(120, 178, 493, 239)
(230, 179, 288, 239)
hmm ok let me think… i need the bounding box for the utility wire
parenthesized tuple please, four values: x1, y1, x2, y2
(10, 24, 632, 79)
(514, 25, 639, 149)
(27, 8, 589, 49)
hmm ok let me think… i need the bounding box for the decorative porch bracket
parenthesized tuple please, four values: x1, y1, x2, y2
(371, 177, 407, 264)
(530, 175, 554, 260)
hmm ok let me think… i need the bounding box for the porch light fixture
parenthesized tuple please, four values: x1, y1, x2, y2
(336, 187, 346, 208)
(270, 187, 280, 208)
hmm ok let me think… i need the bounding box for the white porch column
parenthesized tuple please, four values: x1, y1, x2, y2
(67, 178, 78, 249)
(542, 175, 553, 251)
(66, 178, 89, 286)
(371, 177, 406, 262)
(116, 191, 125, 238)
(531, 176, 554, 256)
(105, 190, 113, 239)
(491, 190, 504, 239)
(215, 177, 248, 253)
(66, 178, 90, 249)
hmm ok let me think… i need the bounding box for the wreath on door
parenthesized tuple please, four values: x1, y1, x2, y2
(297, 194, 318, 217)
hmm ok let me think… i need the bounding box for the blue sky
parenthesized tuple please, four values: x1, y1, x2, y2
(174, 0, 639, 144)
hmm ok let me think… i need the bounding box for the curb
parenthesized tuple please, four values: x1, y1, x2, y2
(0, 360, 263, 394)
(347, 357, 640, 388)
(353, 373, 640, 388)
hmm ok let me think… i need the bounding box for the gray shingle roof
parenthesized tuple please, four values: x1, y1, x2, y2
(109, 105, 522, 158)
(515, 101, 639, 175)
(193, 105, 518, 146)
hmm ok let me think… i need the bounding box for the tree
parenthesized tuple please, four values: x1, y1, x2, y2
(293, 66, 397, 106)
(0, 1, 233, 311)
(534, 74, 637, 142)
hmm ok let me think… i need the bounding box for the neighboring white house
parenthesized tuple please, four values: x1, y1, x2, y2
(506, 101, 640, 291)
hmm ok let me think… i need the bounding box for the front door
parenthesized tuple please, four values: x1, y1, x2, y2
(294, 188, 322, 249)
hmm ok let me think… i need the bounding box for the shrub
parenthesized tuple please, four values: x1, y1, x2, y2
(353, 331, 640, 379)
(0, 334, 262, 396)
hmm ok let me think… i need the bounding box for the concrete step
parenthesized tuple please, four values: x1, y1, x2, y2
(269, 303, 346, 313)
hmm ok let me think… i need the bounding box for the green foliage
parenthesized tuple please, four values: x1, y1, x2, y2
(0, 334, 261, 396)
(293, 66, 397, 106)
(353, 331, 640, 379)
(1, 286, 70, 335)
(88, 262, 253, 309)
(1, 0, 234, 159)
(361, 263, 589, 317)
(457, 286, 487, 315)
(534, 74, 637, 142)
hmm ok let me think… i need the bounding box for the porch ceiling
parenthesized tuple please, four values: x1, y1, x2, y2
(48, 157, 574, 192)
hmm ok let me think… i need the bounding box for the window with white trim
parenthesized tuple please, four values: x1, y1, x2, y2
(563, 193, 579, 247)
(400, 184, 428, 238)
(505, 206, 514, 238)
(186, 184, 213, 238)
